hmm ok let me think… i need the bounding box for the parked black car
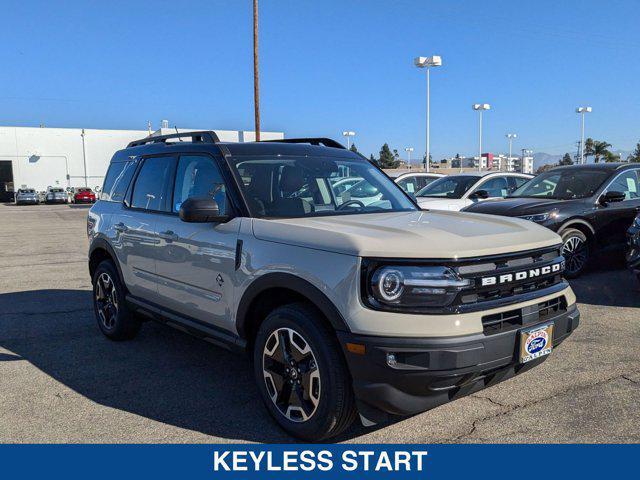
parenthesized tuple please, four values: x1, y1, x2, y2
(463, 163, 640, 277)
(627, 213, 640, 281)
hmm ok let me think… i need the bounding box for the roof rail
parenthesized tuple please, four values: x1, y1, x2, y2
(127, 130, 221, 148)
(261, 138, 346, 149)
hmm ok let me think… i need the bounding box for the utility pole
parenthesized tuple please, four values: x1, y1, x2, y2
(253, 0, 261, 141)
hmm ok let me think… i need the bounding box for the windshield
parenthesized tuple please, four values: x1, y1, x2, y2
(415, 175, 479, 199)
(511, 169, 611, 200)
(229, 156, 416, 218)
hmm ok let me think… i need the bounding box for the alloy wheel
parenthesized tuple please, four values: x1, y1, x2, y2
(562, 235, 588, 275)
(262, 327, 321, 422)
(95, 272, 119, 330)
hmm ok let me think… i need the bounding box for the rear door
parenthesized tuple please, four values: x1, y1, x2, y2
(595, 168, 640, 248)
(154, 153, 240, 330)
(116, 154, 176, 303)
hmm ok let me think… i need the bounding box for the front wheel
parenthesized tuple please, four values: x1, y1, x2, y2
(253, 303, 356, 441)
(560, 228, 590, 278)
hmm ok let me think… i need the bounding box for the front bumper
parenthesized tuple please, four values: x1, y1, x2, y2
(46, 197, 67, 203)
(16, 198, 38, 204)
(338, 304, 579, 423)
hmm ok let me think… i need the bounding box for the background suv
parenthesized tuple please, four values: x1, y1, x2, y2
(15, 188, 39, 205)
(87, 132, 579, 440)
(464, 163, 640, 277)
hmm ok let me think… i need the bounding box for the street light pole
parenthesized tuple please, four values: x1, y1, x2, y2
(342, 131, 355, 150)
(253, 0, 261, 141)
(576, 106, 592, 165)
(405, 147, 414, 169)
(414, 56, 442, 173)
(473, 103, 491, 172)
(506, 133, 517, 172)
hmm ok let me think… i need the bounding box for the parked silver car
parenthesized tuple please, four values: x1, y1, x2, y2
(15, 188, 39, 205)
(45, 187, 68, 204)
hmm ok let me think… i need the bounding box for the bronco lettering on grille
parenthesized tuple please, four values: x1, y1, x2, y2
(480, 261, 565, 287)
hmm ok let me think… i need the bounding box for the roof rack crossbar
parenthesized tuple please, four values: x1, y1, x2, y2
(261, 137, 346, 149)
(127, 130, 221, 148)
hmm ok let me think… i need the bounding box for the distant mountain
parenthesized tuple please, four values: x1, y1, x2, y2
(533, 150, 633, 170)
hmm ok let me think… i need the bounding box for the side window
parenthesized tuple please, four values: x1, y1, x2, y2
(508, 176, 529, 193)
(100, 161, 136, 202)
(606, 170, 640, 201)
(415, 176, 429, 191)
(478, 176, 509, 197)
(131, 156, 174, 211)
(396, 177, 416, 193)
(173, 155, 227, 214)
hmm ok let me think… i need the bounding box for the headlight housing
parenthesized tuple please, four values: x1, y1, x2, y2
(518, 209, 559, 223)
(364, 263, 471, 311)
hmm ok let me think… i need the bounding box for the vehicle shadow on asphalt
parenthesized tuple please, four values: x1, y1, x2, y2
(0, 288, 375, 443)
(569, 261, 640, 309)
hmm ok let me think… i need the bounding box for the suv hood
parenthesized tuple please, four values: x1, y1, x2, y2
(252, 210, 561, 258)
(464, 197, 581, 216)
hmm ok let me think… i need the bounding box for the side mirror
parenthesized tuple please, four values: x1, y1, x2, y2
(179, 197, 228, 223)
(599, 190, 626, 206)
(469, 189, 489, 200)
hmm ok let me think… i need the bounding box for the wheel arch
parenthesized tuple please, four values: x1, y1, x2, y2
(88, 238, 125, 285)
(236, 273, 350, 346)
(558, 218, 596, 242)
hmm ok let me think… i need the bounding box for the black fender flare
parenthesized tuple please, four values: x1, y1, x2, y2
(235, 272, 350, 338)
(88, 237, 125, 284)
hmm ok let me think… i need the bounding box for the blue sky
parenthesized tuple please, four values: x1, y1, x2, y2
(1, 0, 639, 160)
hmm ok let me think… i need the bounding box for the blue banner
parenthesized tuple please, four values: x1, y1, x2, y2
(0, 444, 636, 479)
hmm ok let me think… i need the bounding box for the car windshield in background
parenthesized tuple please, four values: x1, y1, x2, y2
(229, 156, 416, 218)
(415, 175, 479, 199)
(510, 169, 610, 200)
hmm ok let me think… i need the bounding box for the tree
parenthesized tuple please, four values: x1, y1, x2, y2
(369, 153, 380, 167)
(584, 138, 612, 163)
(349, 143, 358, 153)
(604, 150, 620, 162)
(536, 164, 555, 174)
(559, 153, 573, 166)
(422, 153, 433, 167)
(628, 142, 640, 163)
(378, 143, 399, 169)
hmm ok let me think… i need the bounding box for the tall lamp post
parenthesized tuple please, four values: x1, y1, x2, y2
(505, 133, 517, 171)
(405, 147, 414, 169)
(472, 103, 491, 172)
(414, 55, 442, 173)
(253, 0, 260, 141)
(576, 106, 592, 165)
(342, 131, 356, 150)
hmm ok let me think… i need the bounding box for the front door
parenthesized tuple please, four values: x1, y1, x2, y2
(595, 168, 640, 249)
(154, 153, 240, 330)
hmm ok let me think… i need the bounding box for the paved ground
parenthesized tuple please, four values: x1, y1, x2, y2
(0, 203, 638, 443)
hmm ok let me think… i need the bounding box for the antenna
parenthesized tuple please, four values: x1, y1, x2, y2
(174, 126, 183, 141)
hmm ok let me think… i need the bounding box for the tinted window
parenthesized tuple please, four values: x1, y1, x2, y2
(512, 169, 610, 200)
(173, 155, 227, 214)
(131, 157, 174, 211)
(230, 156, 415, 218)
(605, 169, 640, 201)
(396, 176, 430, 193)
(101, 161, 136, 202)
(416, 176, 479, 198)
(477, 176, 509, 197)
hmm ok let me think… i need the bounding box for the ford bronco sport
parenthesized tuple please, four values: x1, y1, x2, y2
(87, 131, 580, 441)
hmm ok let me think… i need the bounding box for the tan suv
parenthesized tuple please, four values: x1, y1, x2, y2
(87, 132, 580, 440)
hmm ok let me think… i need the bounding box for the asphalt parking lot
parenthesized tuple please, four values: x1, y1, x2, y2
(0, 203, 639, 443)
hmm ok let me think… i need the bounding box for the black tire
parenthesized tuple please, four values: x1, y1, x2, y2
(92, 259, 141, 340)
(253, 302, 356, 441)
(560, 228, 590, 278)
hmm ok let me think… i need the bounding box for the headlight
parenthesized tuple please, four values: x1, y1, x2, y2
(518, 210, 559, 223)
(366, 264, 471, 309)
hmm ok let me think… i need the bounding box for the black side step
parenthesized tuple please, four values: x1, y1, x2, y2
(125, 295, 246, 352)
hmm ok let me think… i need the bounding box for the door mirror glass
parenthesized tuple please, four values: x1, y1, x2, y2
(179, 197, 228, 223)
(599, 190, 626, 205)
(469, 189, 489, 200)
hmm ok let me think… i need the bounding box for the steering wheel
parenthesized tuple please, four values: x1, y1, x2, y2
(337, 199, 366, 210)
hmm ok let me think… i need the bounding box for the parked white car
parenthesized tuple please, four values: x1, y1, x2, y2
(391, 172, 445, 195)
(415, 172, 533, 211)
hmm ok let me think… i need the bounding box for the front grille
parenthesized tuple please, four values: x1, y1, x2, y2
(482, 296, 567, 335)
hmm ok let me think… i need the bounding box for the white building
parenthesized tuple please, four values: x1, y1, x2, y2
(0, 125, 284, 198)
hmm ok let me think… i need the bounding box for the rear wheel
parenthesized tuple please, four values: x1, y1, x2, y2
(92, 260, 141, 340)
(253, 303, 356, 441)
(560, 228, 589, 278)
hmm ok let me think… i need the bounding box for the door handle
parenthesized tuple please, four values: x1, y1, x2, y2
(158, 230, 178, 242)
(114, 222, 128, 233)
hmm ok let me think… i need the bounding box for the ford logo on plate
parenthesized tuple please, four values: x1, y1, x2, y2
(526, 335, 547, 355)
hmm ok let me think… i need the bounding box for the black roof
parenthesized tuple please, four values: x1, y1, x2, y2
(551, 162, 634, 172)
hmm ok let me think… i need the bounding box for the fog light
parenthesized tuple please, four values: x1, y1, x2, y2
(386, 353, 397, 367)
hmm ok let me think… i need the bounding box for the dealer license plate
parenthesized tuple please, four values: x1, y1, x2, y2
(519, 323, 554, 364)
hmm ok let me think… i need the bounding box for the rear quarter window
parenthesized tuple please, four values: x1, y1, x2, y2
(100, 161, 136, 202)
